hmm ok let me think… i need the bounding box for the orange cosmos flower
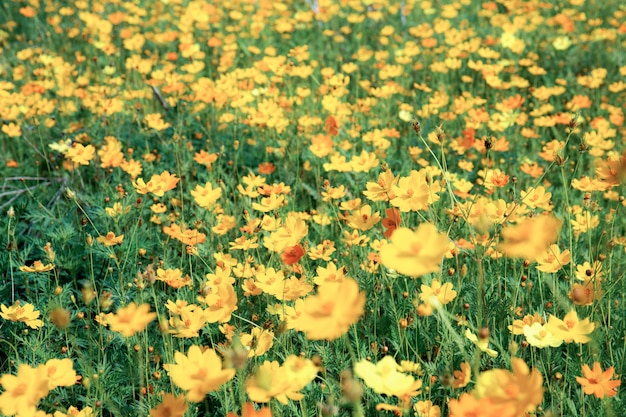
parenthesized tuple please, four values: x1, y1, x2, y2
(281, 243, 305, 265)
(150, 393, 188, 417)
(448, 393, 509, 417)
(379, 224, 449, 277)
(381, 208, 401, 238)
(294, 278, 365, 340)
(576, 362, 621, 398)
(193, 150, 218, 168)
(227, 403, 272, 417)
(258, 162, 276, 175)
(451, 362, 471, 389)
(106, 303, 156, 337)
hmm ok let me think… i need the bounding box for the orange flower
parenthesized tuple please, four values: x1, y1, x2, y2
(150, 393, 188, 417)
(381, 208, 401, 238)
(281, 243, 305, 265)
(258, 162, 276, 174)
(448, 393, 509, 417)
(576, 362, 621, 398)
(227, 403, 272, 417)
(451, 362, 471, 389)
(193, 150, 218, 168)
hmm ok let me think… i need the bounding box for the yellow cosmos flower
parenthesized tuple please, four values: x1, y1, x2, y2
(465, 329, 498, 358)
(191, 182, 222, 209)
(0, 301, 44, 329)
(19, 260, 54, 273)
(546, 310, 595, 344)
(354, 356, 422, 398)
(379, 224, 449, 278)
(96, 231, 124, 247)
(0, 364, 50, 417)
(106, 303, 156, 337)
(474, 358, 544, 417)
(294, 278, 365, 341)
(497, 215, 561, 260)
(535, 244, 571, 273)
(65, 143, 95, 166)
(164, 345, 236, 402)
(240, 328, 274, 357)
(44, 358, 77, 389)
(145, 113, 171, 131)
(523, 323, 563, 348)
(245, 356, 318, 404)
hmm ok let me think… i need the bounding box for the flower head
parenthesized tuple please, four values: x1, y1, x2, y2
(164, 345, 236, 402)
(294, 278, 365, 340)
(576, 362, 621, 398)
(106, 303, 156, 337)
(380, 224, 449, 277)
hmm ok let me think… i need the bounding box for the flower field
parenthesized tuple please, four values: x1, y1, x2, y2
(0, 0, 625, 416)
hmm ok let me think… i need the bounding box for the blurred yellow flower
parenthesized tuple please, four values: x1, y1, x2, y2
(497, 215, 561, 259)
(245, 356, 318, 404)
(44, 358, 77, 389)
(0, 364, 50, 417)
(474, 358, 544, 416)
(354, 356, 422, 398)
(379, 224, 449, 277)
(294, 278, 365, 340)
(106, 302, 156, 337)
(149, 393, 187, 417)
(145, 113, 171, 131)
